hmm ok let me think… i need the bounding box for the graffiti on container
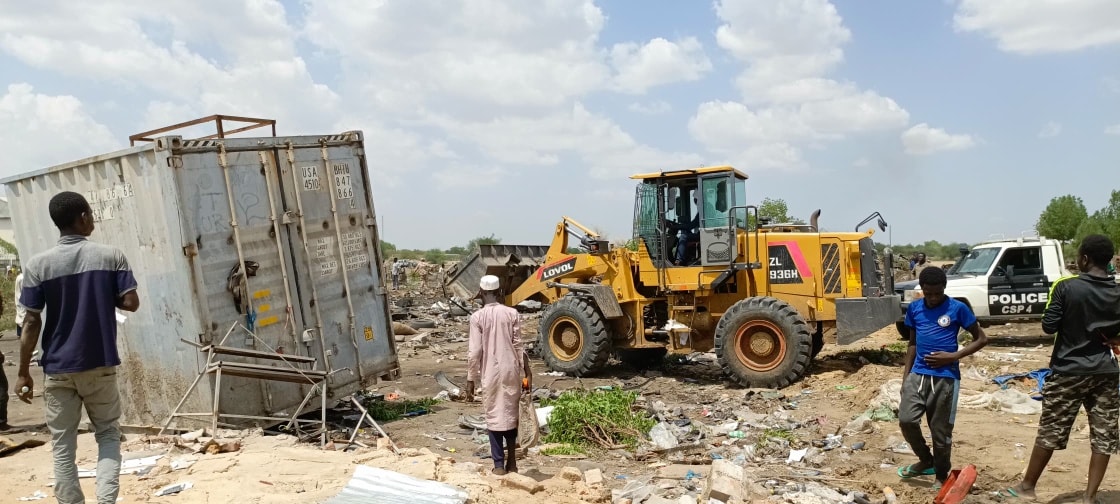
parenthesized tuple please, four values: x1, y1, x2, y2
(86, 183, 135, 223)
(191, 168, 269, 234)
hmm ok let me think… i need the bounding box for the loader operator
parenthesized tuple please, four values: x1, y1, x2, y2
(669, 195, 700, 266)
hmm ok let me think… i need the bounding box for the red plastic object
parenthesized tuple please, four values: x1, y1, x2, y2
(934, 464, 977, 504)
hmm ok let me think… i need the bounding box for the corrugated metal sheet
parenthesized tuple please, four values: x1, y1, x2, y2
(2, 132, 400, 428)
(324, 465, 469, 504)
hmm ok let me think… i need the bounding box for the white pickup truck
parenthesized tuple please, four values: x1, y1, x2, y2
(893, 235, 1073, 337)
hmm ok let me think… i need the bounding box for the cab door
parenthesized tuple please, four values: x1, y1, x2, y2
(987, 246, 1049, 317)
(698, 175, 735, 266)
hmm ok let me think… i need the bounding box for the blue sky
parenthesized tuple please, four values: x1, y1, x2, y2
(1, 0, 1117, 250)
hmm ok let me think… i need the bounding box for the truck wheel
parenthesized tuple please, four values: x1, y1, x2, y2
(715, 297, 812, 389)
(618, 348, 668, 370)
(539, 295, 612, 376)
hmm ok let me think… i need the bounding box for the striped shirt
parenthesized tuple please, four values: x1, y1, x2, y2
(19, 235, 138, 374)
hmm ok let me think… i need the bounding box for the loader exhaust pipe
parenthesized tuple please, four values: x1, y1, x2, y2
(809, 209, 821, 232)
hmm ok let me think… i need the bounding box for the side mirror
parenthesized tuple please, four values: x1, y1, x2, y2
(715, 181, 728, 212)
(666, 187, 678, 211)
(877, 217, 888, 232)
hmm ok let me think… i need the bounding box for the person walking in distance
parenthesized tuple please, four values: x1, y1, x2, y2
(465, 275, 530, 475)
(15, 191, 141, 504)
(390, 257, 402, 290)
(1003, 235, 1120, 503)
(0, 273, 7, 433)
(897, 266, 988, 489)
(911, 252, 931, 280)
(0, 270, 24, 433)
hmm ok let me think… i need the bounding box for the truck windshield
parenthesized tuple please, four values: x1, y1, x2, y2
(954, 247, 1000, 275)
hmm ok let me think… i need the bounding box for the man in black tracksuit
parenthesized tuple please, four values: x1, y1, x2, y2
(1006, 234, 1120, 503)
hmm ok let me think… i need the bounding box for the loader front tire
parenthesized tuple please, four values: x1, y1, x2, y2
(715, 296, 813, 389)
(539, 295, 612, 377)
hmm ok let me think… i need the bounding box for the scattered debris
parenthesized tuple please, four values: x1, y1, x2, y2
(154, 481, 194, 496)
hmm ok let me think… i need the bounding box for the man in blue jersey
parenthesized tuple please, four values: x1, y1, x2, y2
(14, 191, 140, 504)
(896, 266, 987, 488)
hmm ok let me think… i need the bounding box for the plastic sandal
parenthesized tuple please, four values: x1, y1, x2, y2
(995, 488, 1021, 499)
(897, 464, 936, 479)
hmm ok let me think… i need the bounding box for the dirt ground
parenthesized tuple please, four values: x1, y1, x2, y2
(1, 294, 1116, 503)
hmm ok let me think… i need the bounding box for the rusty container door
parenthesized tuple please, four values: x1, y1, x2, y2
(274, 133, 398, 394)
(172, 132, 398, 420)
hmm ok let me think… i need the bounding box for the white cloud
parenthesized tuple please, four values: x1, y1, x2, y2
(690, 0, 911, 170)
(0, 83, 118, 173)
(954, 0, 1120, 54)
(610, 37, 712, 94)
(628, 101, 672, 115)
(425, 103, 704, 179)
(1105, 124, 1120, 135)
(852, 157, 870, 168)
(0, 0, 710, 197)
(901, 123, 977, 155)
(1038, 121, 1063, 138)
(0, 0, 341, 133)
(299, 0, 707, 183)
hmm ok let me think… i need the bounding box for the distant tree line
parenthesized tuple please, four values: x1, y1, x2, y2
(1035, 191, 1120, 256)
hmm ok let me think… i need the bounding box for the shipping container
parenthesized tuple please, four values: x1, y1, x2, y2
(2, 131, 401, 428)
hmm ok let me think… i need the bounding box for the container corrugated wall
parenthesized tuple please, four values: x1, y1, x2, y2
(2, 131, 400, 428)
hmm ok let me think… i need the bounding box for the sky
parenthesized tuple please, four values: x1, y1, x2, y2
(0, 0, 1118, 250)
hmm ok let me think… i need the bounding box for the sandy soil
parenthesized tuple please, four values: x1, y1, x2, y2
(1, 300, 1117, 503)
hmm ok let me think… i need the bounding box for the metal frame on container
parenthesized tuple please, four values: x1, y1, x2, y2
(129, 115, 277, 146)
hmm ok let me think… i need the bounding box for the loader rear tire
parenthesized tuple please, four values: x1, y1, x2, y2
(715, 296, 813, 389)
(539, 295, 612, 377)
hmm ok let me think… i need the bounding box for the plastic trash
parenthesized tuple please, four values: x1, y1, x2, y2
(155, 482, 194, 496)
(535, 406, 555, 427)
(649, 422, 679, 450)
(842, 414, 874, 435)
(960, 389, 1042, 415)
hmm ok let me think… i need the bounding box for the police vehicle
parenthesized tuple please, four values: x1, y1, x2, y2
(893, 234, 1072, 338)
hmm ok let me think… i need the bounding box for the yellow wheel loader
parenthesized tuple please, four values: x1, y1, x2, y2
(445, 166, 900, 388)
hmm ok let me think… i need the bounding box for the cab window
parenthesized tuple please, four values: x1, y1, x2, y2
(700, 177, 730, 228)
(995, 247, 1043, 276)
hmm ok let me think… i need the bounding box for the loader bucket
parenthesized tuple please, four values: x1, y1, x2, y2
(444, 244, 551, 300)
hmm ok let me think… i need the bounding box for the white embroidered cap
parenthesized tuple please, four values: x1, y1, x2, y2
(479, 275, 501, 291)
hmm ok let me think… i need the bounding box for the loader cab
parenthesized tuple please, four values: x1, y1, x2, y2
(631, 166, 748, 268)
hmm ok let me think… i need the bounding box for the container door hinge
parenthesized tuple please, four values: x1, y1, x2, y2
(167, 156, 183, 169)
(183, 243, 198, 257)
(282, 211, 300, 224)
(365, 217, 376, 228)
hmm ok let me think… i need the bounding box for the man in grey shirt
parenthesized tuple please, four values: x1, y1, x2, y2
(15, 191, 140, 504)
